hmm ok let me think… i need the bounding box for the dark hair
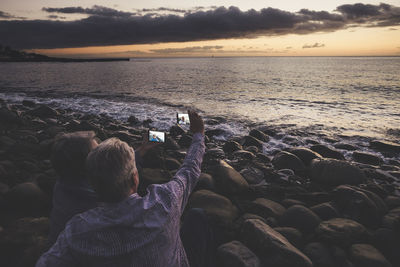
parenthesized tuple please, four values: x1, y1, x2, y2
(86, 138, 137, 203)
(51, 131, 96, 181)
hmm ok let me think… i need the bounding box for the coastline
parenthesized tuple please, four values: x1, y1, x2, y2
(0, 98, 399, 266)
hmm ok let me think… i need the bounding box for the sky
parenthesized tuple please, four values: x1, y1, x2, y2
(1, 0, 400, 57)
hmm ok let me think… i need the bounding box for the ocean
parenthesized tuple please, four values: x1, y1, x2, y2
(0, 57, 399, 159)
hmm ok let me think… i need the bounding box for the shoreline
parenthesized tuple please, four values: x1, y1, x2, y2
(0, 98, 400, 266)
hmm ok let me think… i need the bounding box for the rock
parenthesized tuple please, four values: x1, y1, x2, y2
(255, 153, 270, 163)
(0, 182, 9, 194)
(169, 125, 185, 136)
(112, 130, 141, 143)
(127, 115, 140, 125)
(385, 196, 400, 209)
(311, 144, 345, 160)
(281, 199, 306, 208)
(213, 160, 249, 195)
(22, 100, 36, 107)
(316, 218, 367, 247)
(240, 168, 265, 185)
(217, 240, 261, 267)
(310, 158, 366, 186)
(333, 185, 387, 228)
(233, 150, 255, 161)
(188, 190, 239, 226)
(164, 136, 180, 150)
(223, 141, 243, 154)
(372, 228, 400, 266)
(178, 134, 193, 147)
(0, 135, 16, 148)
(303, 242, 337, 267)
(138, 168, 171, 192)
(289, 147, 322, 166)
(272, 151, 305, 173)
(245, 146, 259, 154)
(164, 157, 181, 170)
(279, 205, 321, 233)
(349, 244, 391, 267)
(195, 173, 216, 191)
(334, 143, 358, 151)
(381, 207, 400, 230)
(205, 128, 226, 138)
(240, 219, 312, 267)
(240, 136, 264, 150)
(370, 140, 400, 153)
(273, 227, 303, 248)
(4, 182, 49, 217)
(249, 129, 269, 142)
(36, 174, 56, 197)
(142, 148, 164, 169)
(310, 202, 340, 221)
(27, 105, 59, 118)
(0, 106, 22, 125)
(353, 151, 382, 166)
(204, 148, 225, 162)
(246, 198, 286, 219)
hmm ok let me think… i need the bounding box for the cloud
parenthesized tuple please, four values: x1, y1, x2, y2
(303, 43, 325, 49)
(1, 3, 400, 49)
(150, 45, 223, 53)
(0, 10, 25, 19)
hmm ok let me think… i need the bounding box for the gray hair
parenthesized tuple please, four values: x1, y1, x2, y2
(51, 131, 96, 181)
(86, 137, 137, 202)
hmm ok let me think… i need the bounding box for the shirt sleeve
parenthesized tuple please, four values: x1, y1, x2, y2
(36, 232, 76, 267)
(160, 133, 205, 213)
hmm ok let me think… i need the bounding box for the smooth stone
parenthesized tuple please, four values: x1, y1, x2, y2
(223, 141, 243, 154)
(0, 135, 16, 147)
(240, 136, 264, 149)
(0, 106, 22, 125)
(245, 146, 259, 154)
(381, 207, 400, 230)
(310, 158, 366, 186)
(188, 189, 239, 225)
(255, 153, 270, 163)
(139, 168, 171, 191)
(22, 100, 36, 107)
(316, 218, 367, 247)
(246, 198, 286, 219)
(384, 196, 400, 209)
(240, 168, 265, 185)
(370, 140, 400, 153)
(273, 227, 303, 249)
(164, 136, 180, 150)
(0, 182, 9, 194)
(311, 144, 345, 160)
(164, 157, 181, 170)
(205, 128, 226, 138)
(310, 202, 340, 221)
(217, 240, 261, 267)
(127, 115, 140, 125)
(272, 151, 305, 173)
(372, 228, 400, 266)
(213, 160, 249, 195)
(249, 129, 269, 142)
(240, 219, 312, 267)
(279, 205, 321, 233)
(353, 151, 382, 166)
(334, 143, 358, 151)
(281, 199, 306, 208)
(289, 147, 322, 166)
(178, 134, 193, 147)
(233, 150, 256, 161)
(169, 125, 185, 136)
(27, 105, 59, 118)
(195, 173, 216, 191)
(303, 242, 337, 267)
(349, 244, 392, 267)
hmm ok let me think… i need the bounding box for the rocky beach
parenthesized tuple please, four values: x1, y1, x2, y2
(0, 98, 399, 267)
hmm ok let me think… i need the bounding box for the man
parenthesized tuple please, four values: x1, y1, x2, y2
(37, 110, 210, 267)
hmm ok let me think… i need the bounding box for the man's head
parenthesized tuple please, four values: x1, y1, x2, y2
(86, 138, 139, 203)
(51, 131, 97, 181)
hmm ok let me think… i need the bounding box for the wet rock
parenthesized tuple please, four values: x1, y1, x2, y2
(204, 148, 225, 165)
(22, 100, 36, 107)
(178, 134, 193, 147)
(349, 244, 391, 267)
(223, 141, 243, 154)
(233, 150, 255, 161)
(188, 189, 239, 226)
(249, 129, 269, 142)
(169, 125, 185, 136)
(127, 115, 140, 125)
(245, 146, 259, 154)
(289, 147, 322, 166)
(303, 242, 337, 267)
(311, 144, 345, 160)
(255, 153, 270, 163)
(385, 196, 400, 209)
(272, 151, 305, 173)
(164, 136, 180, 150)
(316, 218, 367, 247)
(334, 143, 358, 151)
(240, 219, 312, 267)
(213, 160, 249, 195)
(164, 157, 181, 170)
(205, 128, 226, 138)
(372, 228, 400, 266)
(142, 148, 164, 169)
(310, 158, 366, 186)
(0, 105, 22, 126)
(279, 205, 321, 234)
(195, 173, 215, 191)
(0, 182, 9, 194)
(4, 182, 49, 217)
(139, 168, 171, 191)
(353, 151, 382, 166)
(0, 135, 16, 148)
(273, 227, 303, 248)
(246, 198, 286, 219)
(370, 140, 400, 153)
(217, 240, 261, 267)
(281, 199, 306, 208)
(240, 136, 263, 149)
(381, 207, 400, 230)
(240, 168, 265, 185)
(310, 202, 340, 221)
(27, 105, 59, 118)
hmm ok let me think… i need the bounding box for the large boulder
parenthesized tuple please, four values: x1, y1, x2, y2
(316, 218, 367, 247)
(246, 198, 286, 219)
(213, 160, 249, 195)
(289, 147, 322, 166)
(310, 158, 366, 186)
(349, 244, 392, 267)
(217, 241, 261, 267)
(240, 219, 312, 267)
(352, 151, 382, 166)
(279, 205, 321, 234)
(187, 190, 239, 226)
(272, 151, 305, 173)
(311, 144, 345, 160)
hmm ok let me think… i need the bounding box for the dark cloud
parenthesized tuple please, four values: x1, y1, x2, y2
(47, 15, 66, 20)
(140, 7, 187, 13)
(150, 45, 223, 53)
(303, 43, 325, 49)
(0, 10, 25, 19)
(1, 3, 399, 49)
